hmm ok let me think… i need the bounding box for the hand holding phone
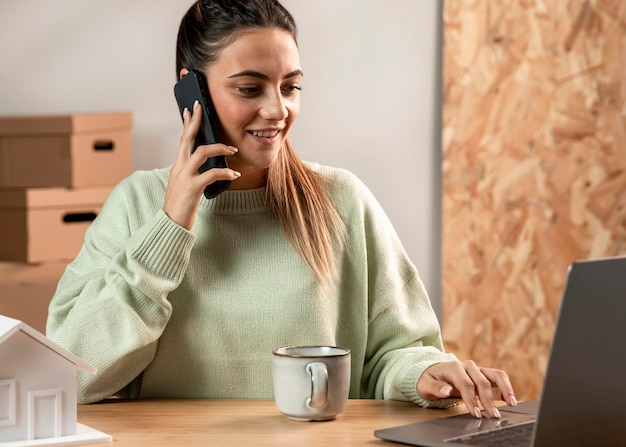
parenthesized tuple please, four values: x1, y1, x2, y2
(174, 69, 231, 199)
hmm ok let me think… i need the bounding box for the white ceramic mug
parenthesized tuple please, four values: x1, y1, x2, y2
(272, 346, 351, 421)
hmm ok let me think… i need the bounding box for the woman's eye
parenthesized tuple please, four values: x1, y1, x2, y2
(282, 85, 302, 96)
(236, 86, 261, 96)
(235, 84, 302, 97)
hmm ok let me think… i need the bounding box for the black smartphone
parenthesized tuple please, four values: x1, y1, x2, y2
(174, 69, 231, 199)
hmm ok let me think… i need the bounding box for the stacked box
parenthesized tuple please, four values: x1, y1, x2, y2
(0, 112, 132, 189)
(0, 187, 111, 263)
(0, 261, 68, 333)
(0, 112, 133, 329)
(0, 112, 132, 262)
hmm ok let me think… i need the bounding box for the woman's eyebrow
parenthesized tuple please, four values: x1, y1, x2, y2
(228, 69, 304, 80)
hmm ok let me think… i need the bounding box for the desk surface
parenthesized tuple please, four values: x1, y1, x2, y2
(78, 399, 468, 446)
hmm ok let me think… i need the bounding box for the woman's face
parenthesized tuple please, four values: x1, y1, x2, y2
(206, 28, 302, 189)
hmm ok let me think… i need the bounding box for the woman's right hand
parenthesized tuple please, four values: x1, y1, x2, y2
(164, 100, 241, 230)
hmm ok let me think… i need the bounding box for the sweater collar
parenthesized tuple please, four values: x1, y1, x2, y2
(198, 187, 269, 214)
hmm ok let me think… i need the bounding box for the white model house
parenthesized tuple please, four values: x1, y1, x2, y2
(0, 314, 110, 446)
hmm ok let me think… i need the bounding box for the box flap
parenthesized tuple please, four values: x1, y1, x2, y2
(0, 187, 112, 208)
(0, 112, 132, 135)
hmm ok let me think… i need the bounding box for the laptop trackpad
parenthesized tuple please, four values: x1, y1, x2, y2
(374, 402, 538, 446)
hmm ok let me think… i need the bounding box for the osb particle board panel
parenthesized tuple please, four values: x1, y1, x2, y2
(442, 0, 626, 400)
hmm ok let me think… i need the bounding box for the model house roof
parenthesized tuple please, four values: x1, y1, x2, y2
(0, 314, 96, 374)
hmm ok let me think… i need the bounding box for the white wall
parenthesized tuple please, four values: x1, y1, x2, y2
(0, 1, 443, 317)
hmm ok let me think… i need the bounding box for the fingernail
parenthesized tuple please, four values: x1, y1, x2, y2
(229, 146, 238, 153)
(493, 408, 501, 419)
(193, 99, 199, 109)
(233, 171, 241, 177)
(183, 107, 189, 118)
(440, 385, 453, 397)
(473, 407, 482, 419)
(510, 395, 518, 407)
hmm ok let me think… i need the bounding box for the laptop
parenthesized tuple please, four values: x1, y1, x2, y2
(375, 256, 626, 446)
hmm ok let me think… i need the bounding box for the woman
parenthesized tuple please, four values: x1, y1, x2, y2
(47, 0, 516, 419)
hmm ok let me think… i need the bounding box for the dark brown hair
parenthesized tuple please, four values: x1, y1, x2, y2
(176, 0, 297, 76)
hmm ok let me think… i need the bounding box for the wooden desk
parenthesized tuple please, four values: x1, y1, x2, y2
(78, 399, 468, 446)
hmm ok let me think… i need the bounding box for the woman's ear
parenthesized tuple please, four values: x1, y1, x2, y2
(179, 68, 190, 80)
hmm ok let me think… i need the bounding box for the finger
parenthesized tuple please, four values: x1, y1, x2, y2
(457, 364, 519, 418)
(190, 144, 238, 170)
(463, 362, 500, 419)
(452, 373, 484, 419)
(416, 372, 455, 401)
(432, 361, 484, 419)
(197, 167, 241, 188)
(189, 145, 239, 182)
(176, 100, 203, 163)
(418, 363, 482, 419)
(481, 367, 517, 407)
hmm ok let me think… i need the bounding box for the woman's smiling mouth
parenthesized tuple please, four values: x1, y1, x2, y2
(248, 129, 281, 144)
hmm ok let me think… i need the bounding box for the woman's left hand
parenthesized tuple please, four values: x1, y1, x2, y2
(416, 360, 517, 419)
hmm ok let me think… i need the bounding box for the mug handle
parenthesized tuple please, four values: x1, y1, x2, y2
(306, 362, 328, 408)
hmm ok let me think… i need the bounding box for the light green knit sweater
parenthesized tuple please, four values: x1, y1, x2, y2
(46, 162, 458, 406)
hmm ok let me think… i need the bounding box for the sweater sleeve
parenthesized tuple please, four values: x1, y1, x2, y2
(365, 270, 460, 408)
(335, 169, 460, 408)
(46, 174, 196, 403)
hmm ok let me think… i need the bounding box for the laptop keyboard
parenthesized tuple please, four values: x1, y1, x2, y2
(445, 421, 535, 446)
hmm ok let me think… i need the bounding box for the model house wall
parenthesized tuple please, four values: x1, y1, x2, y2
(0, 315, 95, 443)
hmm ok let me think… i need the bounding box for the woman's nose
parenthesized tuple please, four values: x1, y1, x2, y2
(260, 90, 288, 121)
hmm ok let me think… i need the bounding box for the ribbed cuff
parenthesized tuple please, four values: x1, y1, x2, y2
(127, 210, 197, 281)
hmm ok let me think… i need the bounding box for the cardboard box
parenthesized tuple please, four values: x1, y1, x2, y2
(0, 112, 132, 188)
(0, 187, 110, 263)
(0, 261, 68, 334)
